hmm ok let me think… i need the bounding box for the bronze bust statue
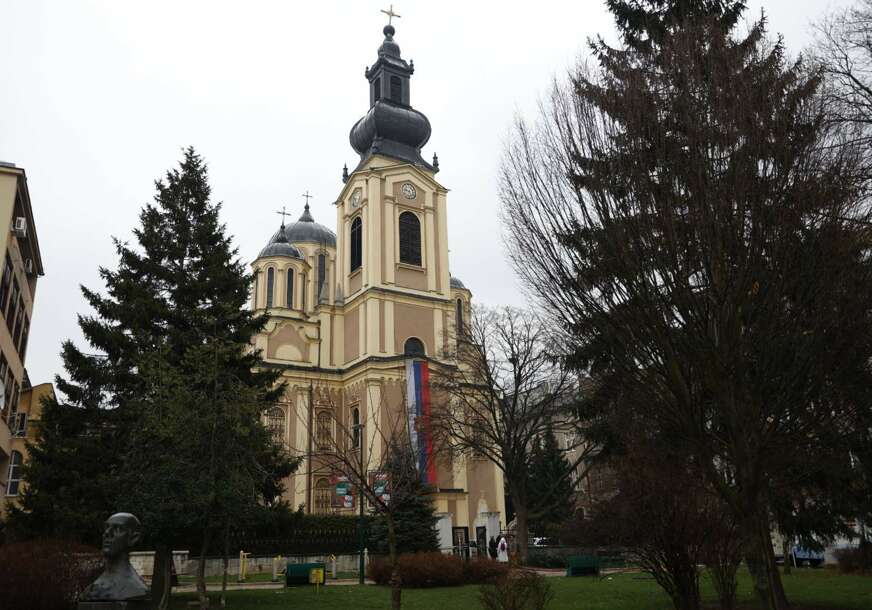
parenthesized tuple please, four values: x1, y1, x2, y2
(80, 513, 149, 602)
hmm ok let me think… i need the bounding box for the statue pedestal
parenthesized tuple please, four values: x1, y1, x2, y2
(78, 601, 149, 610)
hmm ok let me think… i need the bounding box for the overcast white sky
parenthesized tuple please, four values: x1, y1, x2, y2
(0, 0, 853, 387)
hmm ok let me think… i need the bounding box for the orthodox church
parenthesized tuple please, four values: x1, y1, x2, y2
(249, 21, 505, 552)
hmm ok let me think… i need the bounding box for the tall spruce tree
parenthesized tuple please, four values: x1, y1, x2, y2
(9, 149, 296, 609)
(501, 2, 872, 609)
(527, 427, 574, 538)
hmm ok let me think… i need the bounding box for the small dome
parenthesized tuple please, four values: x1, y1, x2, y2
(259, 226, 304, 259)
(280, 204, 337, 247)
(378, 25, 401, 58)
(450, 276, 466, 290)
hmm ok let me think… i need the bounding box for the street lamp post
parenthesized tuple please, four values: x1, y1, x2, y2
(353, 422, 365, 585)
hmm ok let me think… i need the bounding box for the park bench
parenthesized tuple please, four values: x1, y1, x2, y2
(285, 561, 326, 586)
(566, 555, 599, 577)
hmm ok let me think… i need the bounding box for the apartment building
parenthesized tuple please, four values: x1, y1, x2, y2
(0, 162, 45, 513)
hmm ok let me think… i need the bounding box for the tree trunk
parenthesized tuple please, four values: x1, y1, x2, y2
(515, 502, 530, 565)
(150, 544, 173, 610)
(220, 524, 229, 608)
(782, 535, 791, 576)
(743, 513, 789, 610)
(197, 529, 213, 610)
(387, 514, 402, 610)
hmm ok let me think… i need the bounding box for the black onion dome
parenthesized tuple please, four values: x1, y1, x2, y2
(259, 225, 304, 259)
(280, 204, 337, 247)
(349, 102, 432, 166)
(349, 24, 435, 172)
(450, 276, 466, 290)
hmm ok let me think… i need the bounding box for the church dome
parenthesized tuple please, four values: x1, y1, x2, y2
(450, 276, 466, 290)
(273, 204, 337, 248)
(349, 24, 435, 172)
(259, 226, 304, 259)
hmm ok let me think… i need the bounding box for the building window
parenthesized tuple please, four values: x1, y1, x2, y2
(286, 269, 295, 309)
(14, 412, 27, 437)
(314, 477, 331, 514)
(18, 315, 29, 359)
(0, 255, 12, 313)
(390, 75, 402, 102)
(352, 407, 360, 449)
(12, 299, 24, 347)
(316, 411, 333, 449)
(264, 406, 286, 446)
(404, 337, 426, 357)
(373, 78, 381, 102)
(6, 278, 19, 332)
(317, 254, 326, 302)
(266, 267, 275, 308)
(456, 299, 464, 344)
(350, 217, 362, 272)
(253, 272, 259, 308)
(398, 211, 421, 266)
(6, 450, 22, 496)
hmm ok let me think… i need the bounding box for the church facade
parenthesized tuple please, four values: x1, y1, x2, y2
(249, 23, 505, 552)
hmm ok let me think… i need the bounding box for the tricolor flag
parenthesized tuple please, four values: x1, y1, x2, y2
(406, 359, 436, 485)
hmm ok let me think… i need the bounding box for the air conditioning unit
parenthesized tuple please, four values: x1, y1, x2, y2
(24, 259, 34, 275)
(12, 217, 27, 239)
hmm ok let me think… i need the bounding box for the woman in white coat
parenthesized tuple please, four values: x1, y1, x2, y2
(496, 536, 509, 563)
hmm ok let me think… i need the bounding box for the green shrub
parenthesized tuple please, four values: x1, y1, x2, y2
(0, 539, 101, 610)
(367, 552, 510, 588)
(834, 544, 872, 573)
(479, 570, 554, 610)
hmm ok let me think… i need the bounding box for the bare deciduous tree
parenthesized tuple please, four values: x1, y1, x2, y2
(815, 0, 872, 145)
(293, 384, 433, 610)
(433, 305, 598, 565)
(501, 12, 872, 610)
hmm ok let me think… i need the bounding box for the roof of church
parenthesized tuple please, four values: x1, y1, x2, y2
(259, 224, 304, 259)
(450, 276, 466, 290)
(268, 204, 337, 248)
(349, 24, 435, 172)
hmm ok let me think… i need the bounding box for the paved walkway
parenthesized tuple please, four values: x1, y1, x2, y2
(173, 578, 372, 592)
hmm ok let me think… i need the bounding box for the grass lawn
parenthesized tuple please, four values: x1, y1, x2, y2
(169, 568, 871, 609)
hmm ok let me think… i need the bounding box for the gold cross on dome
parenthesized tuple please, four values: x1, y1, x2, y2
(276, 205, 292, 225)
(381, 4, 401, 25)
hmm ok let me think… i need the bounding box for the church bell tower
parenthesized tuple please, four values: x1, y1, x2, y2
(335, 20, 452, 365)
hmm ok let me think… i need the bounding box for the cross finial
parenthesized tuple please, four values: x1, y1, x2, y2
(276, 205, 292, 227)
(302, 190, 313, 208)
(381, 4, 400, 25)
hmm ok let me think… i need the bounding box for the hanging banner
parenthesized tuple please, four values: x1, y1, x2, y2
(405, 359, 437, 485)
(331, 474, 355, 509)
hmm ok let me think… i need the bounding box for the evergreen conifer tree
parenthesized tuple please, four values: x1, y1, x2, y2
(8, 149, 296, 609)
(527, 427, 574, 538)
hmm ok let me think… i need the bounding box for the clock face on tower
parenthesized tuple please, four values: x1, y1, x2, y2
(401, 182, 417, 200)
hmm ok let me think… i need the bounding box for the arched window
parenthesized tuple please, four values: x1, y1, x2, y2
(404, 337, 426, 357)
(399, 212, 422, 266)
(390, 75, 402, 102)
(316, 411, 333, 449)
(352, 407, 360, 449)
(6, 450, 22, 496)
(265, 407, 286, 445)
(266, 268, 275, 308)
(350, 217, 362, 272)
(286, 269, 294, 309)
(314, 477, 332, 514)
(456, 299, 464, 341)
(317, 254, 327, 302)
(253, 272, 259, 308)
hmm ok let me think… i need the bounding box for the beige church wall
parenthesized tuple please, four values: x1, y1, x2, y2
(395, 265, 427, 291)
(344, 305, 360, 363)
(464, 460, 504, 530)
(267, 322, 311, 363)
(349, 269, 362, 296)
(394, 302, 435, 356)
